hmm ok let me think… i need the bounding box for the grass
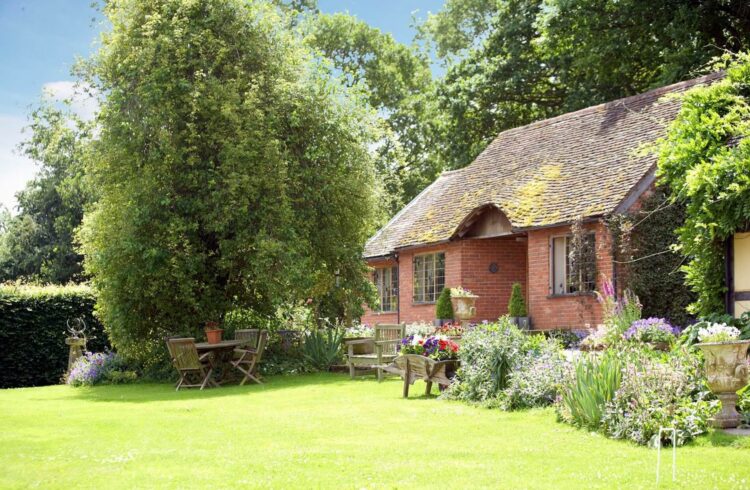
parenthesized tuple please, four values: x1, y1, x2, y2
(1, 373, 749, 489)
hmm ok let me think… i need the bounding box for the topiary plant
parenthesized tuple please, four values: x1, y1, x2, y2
(508, 282, 527, 317)
(435, 287, 454, 320)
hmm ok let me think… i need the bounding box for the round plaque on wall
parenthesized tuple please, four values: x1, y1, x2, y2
(488, 262, 499, 273)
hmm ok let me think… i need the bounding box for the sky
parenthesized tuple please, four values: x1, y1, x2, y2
(0, 0, 444, 213)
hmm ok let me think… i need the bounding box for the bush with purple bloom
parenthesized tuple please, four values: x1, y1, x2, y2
(624, 317, 679, 344)
(66, 351, 135, 387)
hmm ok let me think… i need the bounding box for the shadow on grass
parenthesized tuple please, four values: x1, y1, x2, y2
(65, 372, 359, 404)
(701, 429, 750, 448)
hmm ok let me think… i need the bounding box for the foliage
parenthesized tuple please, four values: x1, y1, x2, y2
(601, 346, 717, 446)
(304, 12, 438, 210)
(398, 335, 460, 361)
(608, 188, 696, 327)
(450, 286, 474, 297)
(0, 102, 93, 283)
(420, 0, 750, 170)
(343, 322, 373, 339)
(445, 319, 526, 404)
(547, 329, 587, 349)
(302, 328, 344, 371)
(67, 351, 137, 387)
(507, 282, 527, 317)
(595, 276, 642, 344)
(623, 317, 679, 344)
(558, 352, 622, 430)
(404, 321, 435, 337)
(80, 0, 381, 369)
(501, 339, 571, 410)
(656, 53, 750, 315)
(435, 287, 454, 320)
(0, 284, 108, 388)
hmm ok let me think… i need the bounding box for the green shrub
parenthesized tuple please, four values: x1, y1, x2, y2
(558, 352, 622, 430)
(0, 284, 109, 388)
(435, 287, 454, 320)
(508, 283, 527, 317)
(501, 338, 571, 410)
(303, 328, 344, 371)
(445, 319, 526, 404)
(601, 346, 717, 446)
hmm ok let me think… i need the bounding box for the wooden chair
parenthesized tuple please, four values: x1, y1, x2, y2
(167, 338, 216, 391)
(346, 323, 405, 381)
(231, 330, 268, 385)
(234, 329, 260, 350)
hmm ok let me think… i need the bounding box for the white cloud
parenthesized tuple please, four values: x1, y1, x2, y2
(42, 80, 99, 121)
(0, 115, 36, 213)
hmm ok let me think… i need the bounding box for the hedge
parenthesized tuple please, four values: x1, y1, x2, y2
(0, 284, 108, 388)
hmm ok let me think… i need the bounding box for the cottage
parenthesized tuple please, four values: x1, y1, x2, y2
(361, 73, 722, 330)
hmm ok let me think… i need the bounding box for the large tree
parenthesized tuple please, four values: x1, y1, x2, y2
(422, 0, 750, 169)
(80, 0, 380, 365)
(305, 13, 438, 210)
(0, 103, 92, 283)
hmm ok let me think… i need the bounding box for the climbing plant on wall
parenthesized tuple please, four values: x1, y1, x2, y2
(656, 53, 750, 316)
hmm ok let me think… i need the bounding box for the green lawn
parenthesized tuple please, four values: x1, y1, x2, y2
(1, 373, 748, 489)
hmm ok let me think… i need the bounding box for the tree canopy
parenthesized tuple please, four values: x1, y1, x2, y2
(80, 0, 380, 365)
(422, 0, 750, 169)
(0, 103, 92, 283)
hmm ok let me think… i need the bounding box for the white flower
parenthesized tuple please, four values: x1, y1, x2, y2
(697, 322, 741, 342)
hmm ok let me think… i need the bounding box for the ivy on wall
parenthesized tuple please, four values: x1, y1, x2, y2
(656, 54, 750, 316)
(608, 188, 696, 327)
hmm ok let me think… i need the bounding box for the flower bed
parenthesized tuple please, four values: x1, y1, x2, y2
(399, 335, 459, 361)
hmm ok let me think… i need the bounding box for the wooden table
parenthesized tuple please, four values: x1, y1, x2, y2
(196, 340, 243, 385)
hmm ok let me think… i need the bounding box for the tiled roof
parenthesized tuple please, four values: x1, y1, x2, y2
(364, 73, 722, 259)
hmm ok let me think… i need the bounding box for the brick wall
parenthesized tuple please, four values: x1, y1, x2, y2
(459, 237, 527, 322)
(526, 221, 614, 330)
(361, 237, 527, 325)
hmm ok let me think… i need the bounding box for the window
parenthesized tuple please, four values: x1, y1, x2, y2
(551, 234, 596, 295)
(413, 252, 445, 303)
(373, 266, 398, 312)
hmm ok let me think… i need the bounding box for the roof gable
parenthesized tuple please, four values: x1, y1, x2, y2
(364, 73, 722, 259)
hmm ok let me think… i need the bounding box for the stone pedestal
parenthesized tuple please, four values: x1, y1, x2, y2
(65, 337, 87, 371)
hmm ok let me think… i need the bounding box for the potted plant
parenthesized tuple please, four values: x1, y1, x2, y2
(695, 323, 750, 428)
(434, 287, 454, 326)
(507, 282, 530, 329)
(450, 287, 478, 325)
(623, 317, 679, 351)
(204, 320, 224, 344)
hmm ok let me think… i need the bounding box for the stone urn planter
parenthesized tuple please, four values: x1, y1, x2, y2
(450, 294, 478, 325)
(696, 340, 750, 429)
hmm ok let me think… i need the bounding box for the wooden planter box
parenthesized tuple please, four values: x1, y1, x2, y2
(383, 354, 460, 397)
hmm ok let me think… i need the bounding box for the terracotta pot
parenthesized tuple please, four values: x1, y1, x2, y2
(696, 340, 750, 429)
(450, 295, 478, 325)
(205, 328, 224, 344)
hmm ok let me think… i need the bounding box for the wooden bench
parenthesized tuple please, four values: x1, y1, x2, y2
(382, 354, 460, 397)
(346, 323, 405, 381)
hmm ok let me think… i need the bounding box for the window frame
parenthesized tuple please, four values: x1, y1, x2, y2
(412, 252, 446, 304)
(373, 265, 399, 313)
(549, 233, 597, 296)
